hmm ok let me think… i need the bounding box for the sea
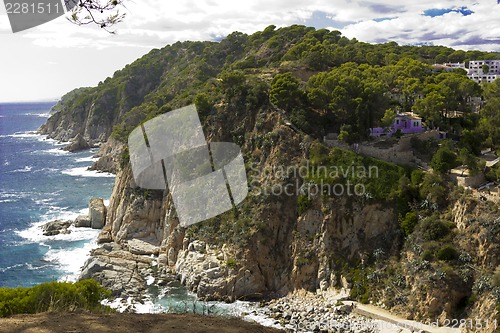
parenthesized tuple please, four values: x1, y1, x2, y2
(0, 102, 270, 322)
(0, 102, 115, 288)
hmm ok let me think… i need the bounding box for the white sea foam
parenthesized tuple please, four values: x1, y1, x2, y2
(62, 167, 115, 178)
(33, 167, 59, 174)
(43, 148, 70, 155)
(146, 276, 155, 286)
(102, 297, 164, 314)
(16, 206, 100, 282)
(10, 165, 32, 173)
(75, 156, 98, 163)
(0, 191, 30, 202)
(26, 263, 53, 271)
(0, 199, 16, 203)
(16, 208, 87, 243)
(45, 237, 100, 282)
(25, 112, 50, 118)
(0, 263, 25, 273)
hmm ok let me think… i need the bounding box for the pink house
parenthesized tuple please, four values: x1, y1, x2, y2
(370, 112, 425, 137)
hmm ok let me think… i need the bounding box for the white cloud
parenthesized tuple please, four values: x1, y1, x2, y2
(2, 0, 497, 52)
(3, 0, 500, 102)
(341, 1, 500, 51)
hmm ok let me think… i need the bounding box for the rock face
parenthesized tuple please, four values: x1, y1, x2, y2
(41, 220, 72, 236)
(127, 239, 159, 256)
(175, 241, 267, 301)
(89, 198, 107, 229)
(63, 133, 90, 152)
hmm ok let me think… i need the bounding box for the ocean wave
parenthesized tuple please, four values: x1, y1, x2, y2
(25, 112, 50, 118)
(7, 131, 41, 139)
(0, 263, 25, 273)
(9, 166, 32, 173)
(26, 263, 53, 271)
(44, 239, 99, 282)
(62, 167, 115, 178)
(33, 167, 59, 174)
(75, 156, 98, 163)
(0, 191, 31, 201)
(0, 199, 17, 203)
(41, 148, 70, 156)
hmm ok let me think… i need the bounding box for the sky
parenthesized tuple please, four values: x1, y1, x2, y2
(1, 0, 500, 103)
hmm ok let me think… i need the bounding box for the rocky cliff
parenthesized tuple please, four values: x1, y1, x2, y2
(40, 25, 499, 330)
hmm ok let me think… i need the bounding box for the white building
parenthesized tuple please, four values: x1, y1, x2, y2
(467, 60, 500, 84)
(443, 62, 467, 69)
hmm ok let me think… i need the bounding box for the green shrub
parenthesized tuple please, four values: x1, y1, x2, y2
(119, 147, 129, 169)
(297, 195, 312, 215)
(422, 249, 434, 261)
(421, 218, 450, 241)
(400, 211, 418, 236)
(431, 145, 458, 174)
(226, 258, 238, 269)
(0, 280, 112, 317)
(493, 268, 500, 287)
(436, 245, 459, 261)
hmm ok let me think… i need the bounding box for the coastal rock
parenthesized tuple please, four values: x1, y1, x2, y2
(175, 243, 267, 301)
(79, 243, 156, 299)
(127, 239, 159, 256)
(63, 133, 90, 152)
(41, 220, 72, 236)
(89, 155, 116, 174)
(97, 224, 113, 244)
(74, 214, 91, 228)
(89, 198, 107, 229)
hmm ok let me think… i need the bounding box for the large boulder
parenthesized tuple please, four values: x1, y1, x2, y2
(63, 133, 90, 152)
(41, 220, 72, 236)
(74, 214, 91, 228)
(89, 198, 107, 229)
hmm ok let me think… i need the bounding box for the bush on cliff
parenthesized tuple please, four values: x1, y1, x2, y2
(0, 280, 113, 317)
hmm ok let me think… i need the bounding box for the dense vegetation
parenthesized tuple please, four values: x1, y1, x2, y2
(0, 280, 112, 317)
(50, 24, 500, 155)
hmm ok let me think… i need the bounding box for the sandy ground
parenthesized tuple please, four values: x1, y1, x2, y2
(0, 312, 283, 333)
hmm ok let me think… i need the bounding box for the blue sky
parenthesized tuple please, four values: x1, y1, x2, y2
(1, 0, 500, 102)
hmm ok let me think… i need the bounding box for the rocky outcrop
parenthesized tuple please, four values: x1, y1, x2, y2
(80, 242, 156, 299)
(88, 138, 122, 174)
(89, 198, 107, 229)
(41, 220, 72, 236)
(74, 214, 91, 228)
(63, 133, 90, 152)
(174, 241, 267, 301)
